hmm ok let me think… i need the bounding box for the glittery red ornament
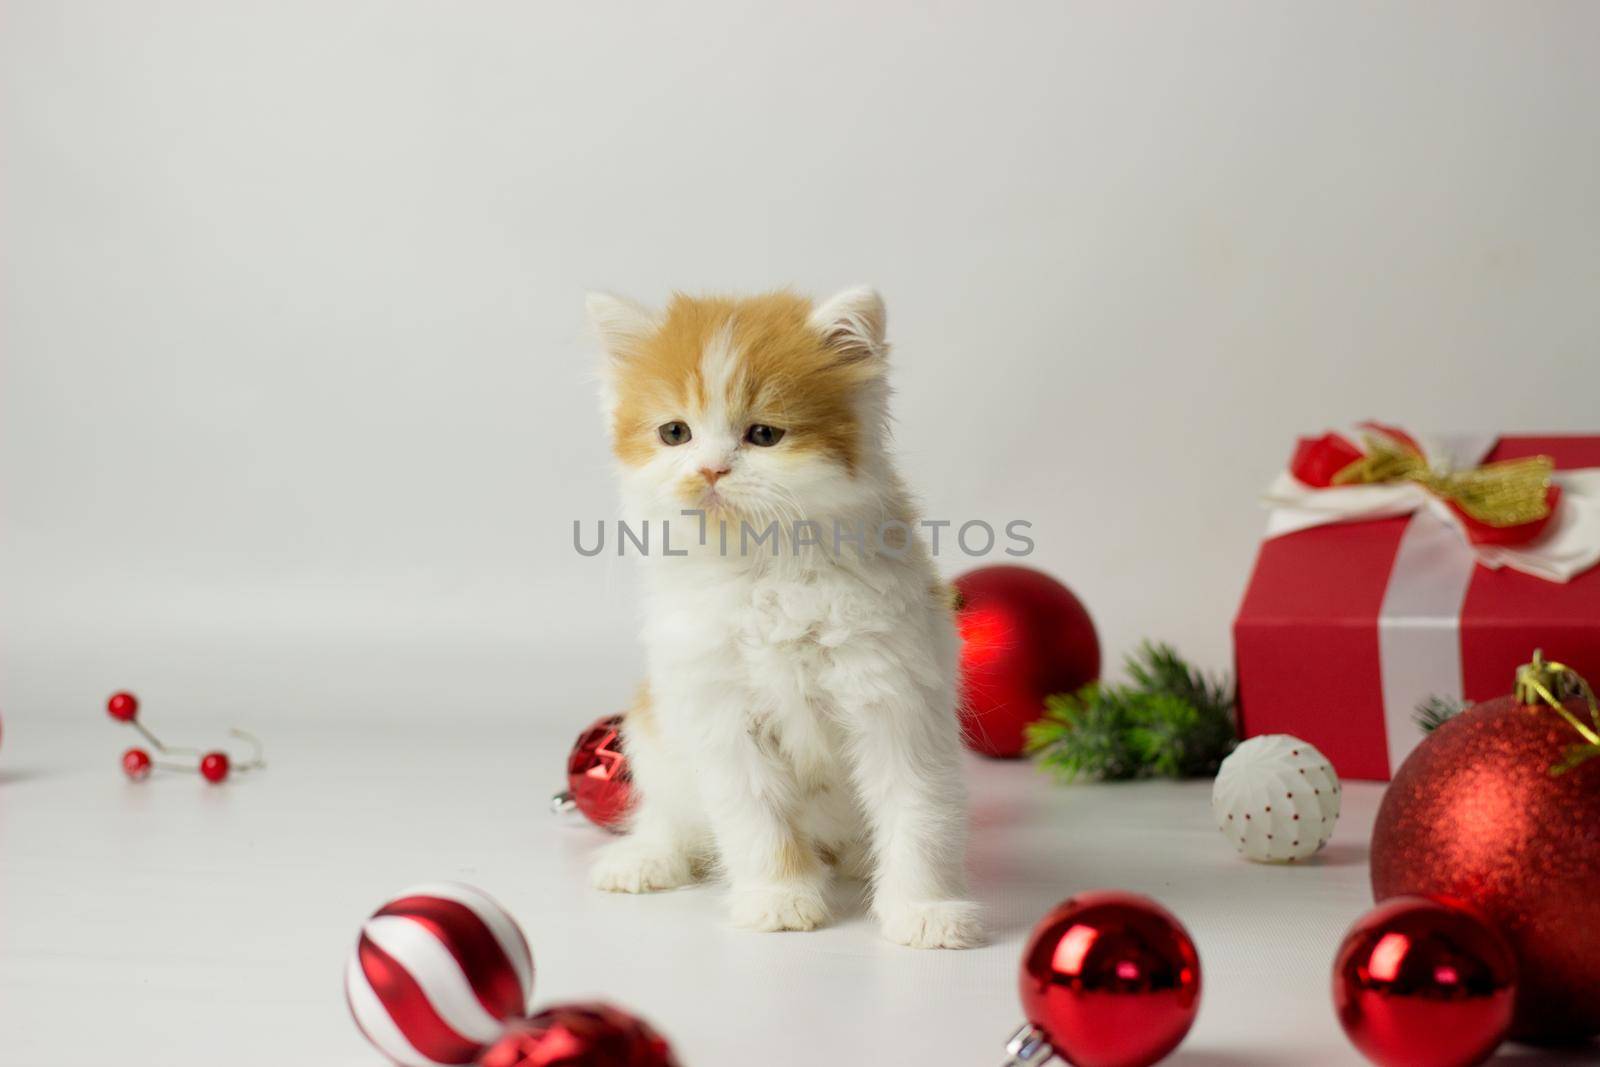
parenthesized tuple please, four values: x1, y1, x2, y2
(1006, 891, 1200, 1067)
(477, 1003, 678, 1067)
(1333, 896, 1517, 1067)
(954, 565, 1099, 758)
(563, 716, 634, 830)
(1372, 693, 1600, 1041)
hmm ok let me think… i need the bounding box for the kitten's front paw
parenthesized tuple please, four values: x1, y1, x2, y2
(591, 840, 694, 894)
(878, 899, 984, 949)
(728, 882, 830, 932)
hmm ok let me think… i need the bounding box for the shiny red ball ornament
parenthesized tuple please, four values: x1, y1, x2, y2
(199, 751, 230, 783)
(1333, 896, 1516, 1067)
(478, 1003, 678, 1067)
(122, 748, 153, 781)
(564, 715, 634, 830)
(1007, 891, 1201, 1067)
(953, 565, 1100, 757)
(1371, 693, 1600, 1041)
(107, 691, 140, 722)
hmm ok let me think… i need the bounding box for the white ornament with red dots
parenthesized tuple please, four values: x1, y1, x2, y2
(1211, 734, 1340, 862)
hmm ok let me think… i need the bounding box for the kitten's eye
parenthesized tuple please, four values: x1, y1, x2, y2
(745, 425, 786, 447)
(658, 421, 692, 446)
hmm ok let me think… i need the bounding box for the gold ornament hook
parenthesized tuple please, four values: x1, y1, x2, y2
(1515, 650, 1600, 775)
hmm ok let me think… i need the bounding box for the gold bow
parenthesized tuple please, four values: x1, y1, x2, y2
(1515, 650, 1600, 775)
(1332, 433, 1555, 528)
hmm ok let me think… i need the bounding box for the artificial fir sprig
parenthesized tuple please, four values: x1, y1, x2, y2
(1414, 694, 1468, 734)
(1026, 642, 1237, 782)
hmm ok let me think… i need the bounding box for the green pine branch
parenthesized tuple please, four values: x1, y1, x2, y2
(1025, 642, 1237, 782)
(1414, 694, 1468, 734)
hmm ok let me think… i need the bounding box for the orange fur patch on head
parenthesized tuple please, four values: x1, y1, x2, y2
(608, 291, 877, 471)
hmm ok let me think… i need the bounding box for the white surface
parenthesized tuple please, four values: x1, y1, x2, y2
(1, 641, 1591, 1066)
(6, 2, 1600, 681)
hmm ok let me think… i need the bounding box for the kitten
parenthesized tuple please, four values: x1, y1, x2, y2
(586, 287, 981, 949)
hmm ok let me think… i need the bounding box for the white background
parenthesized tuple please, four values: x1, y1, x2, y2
(3, 3, 1600, 1065)
(6, 1, 1600, 678)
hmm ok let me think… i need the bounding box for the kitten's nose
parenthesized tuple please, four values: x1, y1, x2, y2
(699, 465, 730, 486)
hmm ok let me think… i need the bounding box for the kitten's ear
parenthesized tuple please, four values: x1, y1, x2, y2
(586, 292, 659, 362)
(809, 286, 888, 361)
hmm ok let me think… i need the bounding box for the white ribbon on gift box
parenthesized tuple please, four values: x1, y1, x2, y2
(1262, 432, 1600, 773)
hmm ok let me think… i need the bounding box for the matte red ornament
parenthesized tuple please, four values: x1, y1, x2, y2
(1371, 693, 1600, 1041)
(199, 751, 231, 783)
(954, 565, 1099, 758)
(1006, 891, 1201, 1067)
(107, 691, 140, 722)
(122, 748, 153, 781)
(1333, 896, 1516, 1067)
(555, 715, 634, 830)
(478, 1003, 678, 1067)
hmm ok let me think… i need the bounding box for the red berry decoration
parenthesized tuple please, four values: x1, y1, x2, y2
(107, 691, 140, 722)
(553, 715, 634, 831)
(1005, 891, 1201, 1067)
(1371, 654, 1600, 1041)
(479, 1003, 678, 1067)
(105, 689, 266, 785)
(199, 751, 231, 783)
(1333, 897, 1517, 1067)
(953, 565, 1100, 757)
(106, 688, 171, 751)
(122, 748, 153, 781)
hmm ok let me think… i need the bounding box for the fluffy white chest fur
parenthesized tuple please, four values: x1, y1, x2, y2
(586, 287, 980, 949)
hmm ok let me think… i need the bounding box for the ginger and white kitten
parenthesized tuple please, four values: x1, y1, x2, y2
(586, 287, 981, 949)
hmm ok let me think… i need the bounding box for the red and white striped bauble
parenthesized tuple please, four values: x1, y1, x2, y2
(346, 883, 534, 1067)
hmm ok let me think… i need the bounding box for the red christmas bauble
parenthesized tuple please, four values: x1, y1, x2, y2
(1018, 891, 1201, 1067)
(478, 1003, 678, 1067)
(567, 715, 634, 830)
(1333, 896, 1517, 1067)
(107, 691, 139, 722)
(954, 565, 1099, 758)
(1371, 694, 1600, 1041)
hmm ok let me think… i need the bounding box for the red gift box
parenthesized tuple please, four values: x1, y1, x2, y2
(1234, 435, 1600, 781)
